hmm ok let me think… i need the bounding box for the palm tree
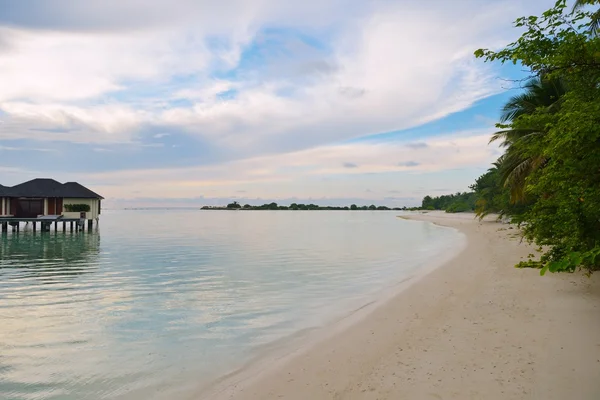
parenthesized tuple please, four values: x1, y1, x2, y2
(574, 0, 600, 35)
(491, 77, 568, 202)
(494, 148, 546, 203)
(472, 165, 504, 219)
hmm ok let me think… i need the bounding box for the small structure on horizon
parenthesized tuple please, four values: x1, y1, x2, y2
(0, 179, 104, 232)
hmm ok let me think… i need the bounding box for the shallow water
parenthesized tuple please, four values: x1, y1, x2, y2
(0, 210, 461, 399)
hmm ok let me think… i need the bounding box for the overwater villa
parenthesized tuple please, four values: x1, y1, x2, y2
(0, 179, 104, 232)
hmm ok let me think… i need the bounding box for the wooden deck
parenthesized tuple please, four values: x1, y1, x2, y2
(0, 216, 95, 233)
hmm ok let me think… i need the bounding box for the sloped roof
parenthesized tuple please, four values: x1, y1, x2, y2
(9, 179, 64, 197)
(0, 184, 10, 196)
(62, 182, 104, 199)
(2, 179, 104, 199)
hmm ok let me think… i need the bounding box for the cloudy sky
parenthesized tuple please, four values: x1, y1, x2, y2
(0, 0, 549, 207)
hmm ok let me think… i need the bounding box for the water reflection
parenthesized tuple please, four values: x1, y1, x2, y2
(0, 211, 461, 400)
(0, 232, 100, 284)
(0, 232, 105, 400)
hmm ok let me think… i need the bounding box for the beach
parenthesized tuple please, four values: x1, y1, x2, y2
(203, 211, 600, 400)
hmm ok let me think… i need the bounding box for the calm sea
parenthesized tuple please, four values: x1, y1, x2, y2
(0, 210, 462, 399)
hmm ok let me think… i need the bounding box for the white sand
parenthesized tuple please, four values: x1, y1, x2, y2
(199, 211, 600, 400)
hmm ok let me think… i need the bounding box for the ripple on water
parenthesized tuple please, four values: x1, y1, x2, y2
(0, 211, 461, 399)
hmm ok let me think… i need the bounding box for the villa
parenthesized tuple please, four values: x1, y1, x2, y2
(0, 178, 103, 220)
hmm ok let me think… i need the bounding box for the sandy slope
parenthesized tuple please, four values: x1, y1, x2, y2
(201, 211, 600, 400)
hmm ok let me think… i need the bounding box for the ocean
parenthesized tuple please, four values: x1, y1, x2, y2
(0, 210, 462, 399)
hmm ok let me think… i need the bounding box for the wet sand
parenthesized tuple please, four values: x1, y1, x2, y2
(201, 211, 600, 400)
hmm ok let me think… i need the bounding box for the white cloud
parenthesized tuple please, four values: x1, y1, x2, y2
(0, 27, 214, 102)
(0, 145, 56, 152)
(49, 130, 498, 199)
(0, 102, 145, 143)
(0, 0, 549, 202)
(0, 0, 545, 148)
(0, 130, 498, 205)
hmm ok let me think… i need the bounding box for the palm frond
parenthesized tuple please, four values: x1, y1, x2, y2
(500, 86, 539, 123)
(573, 0, 599, 11)
(504, 158, 532, 203)
(497, 149, 547, 203)
(591, 10, 600, 35)
(490, 128, 542, 147)
(499, 77, 568, 123)
(573, 0, 600, 35)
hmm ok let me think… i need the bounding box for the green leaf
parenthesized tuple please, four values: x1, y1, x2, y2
(474, 0, 600, 276)
(568, 251, 583, 266)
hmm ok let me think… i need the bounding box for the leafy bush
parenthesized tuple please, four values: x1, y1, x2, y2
(422, 193, 476, 212)
(474, 0, 600, 274)
(64, 204, 91, 212)
(445, 202, 472, 213)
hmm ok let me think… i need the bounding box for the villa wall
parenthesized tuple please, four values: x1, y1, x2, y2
(62, 198, 101, 220)
(1, 197, 101, 219)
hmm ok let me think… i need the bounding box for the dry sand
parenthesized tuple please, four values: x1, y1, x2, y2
(201, 211, 600, 400)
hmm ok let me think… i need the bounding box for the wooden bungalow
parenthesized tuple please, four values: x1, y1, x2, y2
(0, 179, 103, 220)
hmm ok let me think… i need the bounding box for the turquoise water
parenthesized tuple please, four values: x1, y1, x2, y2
(0, 210, 461, 399)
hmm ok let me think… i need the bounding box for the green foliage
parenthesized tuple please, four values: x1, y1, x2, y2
(64, 204, 91, 212)
(226, 201, 242, 209)
(474, 0, 600, 274)
(469, 167, 531, 220)
(421, 192, 476, 212)
(490, 77, 568, 203)
(517, 93, 600, 273)
(574, 0, 600, 34)
(474, 1, 599, 74)
(470, 167, 508, 218)
(445, 202, 471, 213)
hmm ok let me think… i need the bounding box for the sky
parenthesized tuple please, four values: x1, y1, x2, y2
(0, 0, 551, 208)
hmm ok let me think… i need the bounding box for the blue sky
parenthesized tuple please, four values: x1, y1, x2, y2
(0, 0, 550, 207)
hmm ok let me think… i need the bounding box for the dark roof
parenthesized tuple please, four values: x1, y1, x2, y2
(9, 179, 64, 197)
(62, 182, 104, 199)
(0, 179, 104, 199)
(0, 184, 10, 196)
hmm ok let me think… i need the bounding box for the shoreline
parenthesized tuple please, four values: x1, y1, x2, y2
(196, 211, 600, 400)
(193, 215, 465, 399)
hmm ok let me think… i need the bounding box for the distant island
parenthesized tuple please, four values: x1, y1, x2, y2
(201, 193, 482, 212)
(201, 201, 413, 211)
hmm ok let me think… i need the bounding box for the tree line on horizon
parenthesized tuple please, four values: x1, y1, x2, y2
(420, 192, 477, 213)
(423, 0, 600, 274)
(202, 201, 407, 211)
